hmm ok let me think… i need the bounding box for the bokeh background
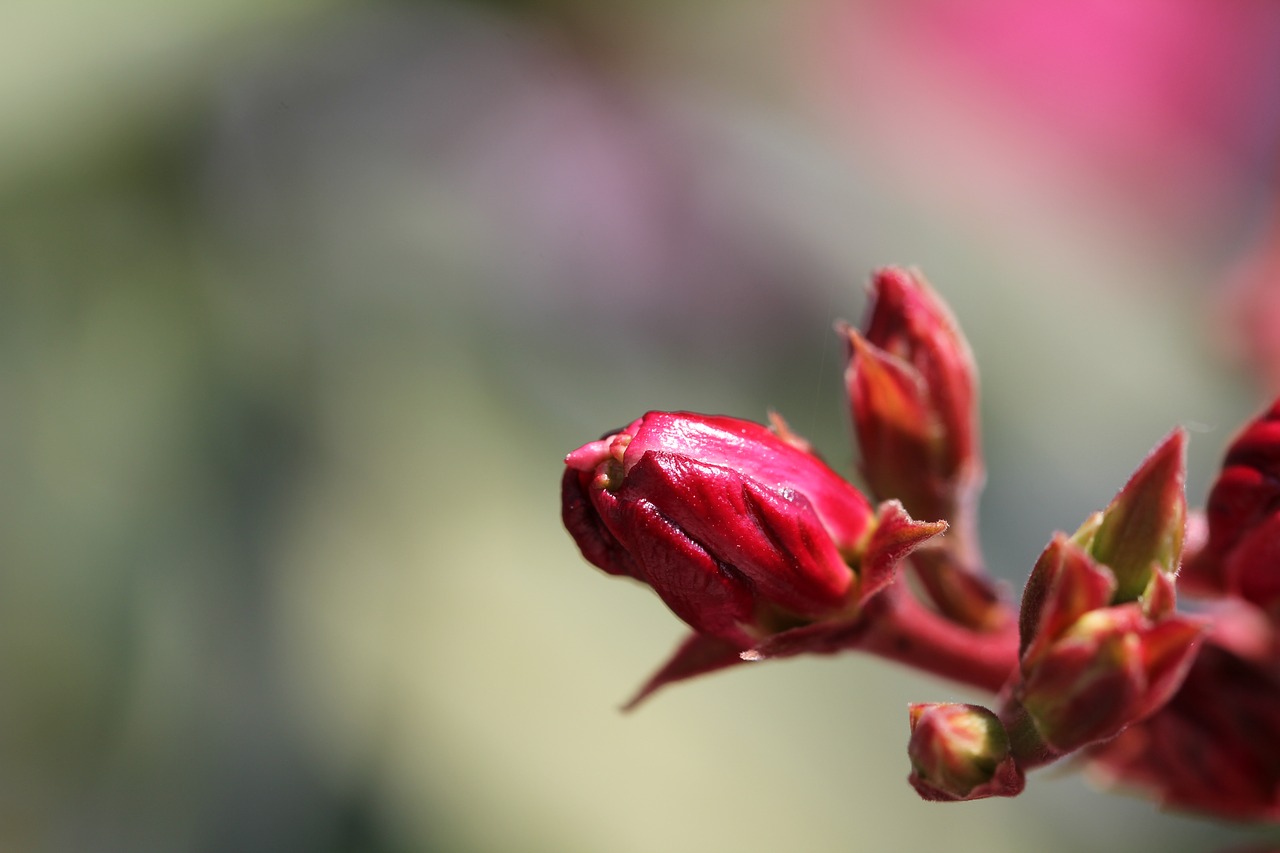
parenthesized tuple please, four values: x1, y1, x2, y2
(6, 1, 1280, 850)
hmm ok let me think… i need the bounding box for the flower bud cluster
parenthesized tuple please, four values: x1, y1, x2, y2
(560, 265, 1280, 822)
(1011, 432, 1201, 753)
(1082, 401, 1280, 820)
(905, 429, 1203, 801)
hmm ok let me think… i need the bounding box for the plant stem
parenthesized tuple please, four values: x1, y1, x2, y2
(909, 513, 1011, 633)
(858, 584, 1020, 694)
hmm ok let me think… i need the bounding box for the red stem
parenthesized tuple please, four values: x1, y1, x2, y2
(857, 584, 1021, 694)
(998, 698, 1061, 771)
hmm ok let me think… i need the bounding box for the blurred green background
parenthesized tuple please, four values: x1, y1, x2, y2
(5, 1, 1280, 850)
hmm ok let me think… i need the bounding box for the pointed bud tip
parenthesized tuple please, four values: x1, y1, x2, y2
(841, 325, 874, 360)
(1091, 429, 1189, 602)
(871, 266, 919, 302)
(619, 633, 749, 712)
(1141, 566, 1178, 618)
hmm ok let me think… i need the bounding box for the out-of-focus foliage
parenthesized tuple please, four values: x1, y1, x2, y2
(4, 1, 1280, 851)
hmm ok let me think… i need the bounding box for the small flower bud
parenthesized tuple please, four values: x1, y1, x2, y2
(841, 267, 982, 524)
(907, 703, 1023, 801)
(841, 268, 1005, 631)
(1019, 534, 1117, 671)
(1015, 542, 1202, 753)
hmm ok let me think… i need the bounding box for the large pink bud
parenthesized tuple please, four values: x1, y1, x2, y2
(562, 411, 944, 647)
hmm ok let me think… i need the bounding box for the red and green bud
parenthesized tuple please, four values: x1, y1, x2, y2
(1019, 603, 1202, 752)
(1079, 429, 1187, 603)
(1018, 534, 1116, 671)
(841, 268, 1006, 631)
(907, 703, 1023, 801)
(1019, 431, 1187, 624)
(1182, 399, 1280, 615)
(563, 411, 946, 703)
(1015, 536, 1202, 753)
(841, 267, 981, 524)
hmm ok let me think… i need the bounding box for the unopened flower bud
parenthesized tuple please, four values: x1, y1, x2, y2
(841, 267, 981, 524)
(563, 411, 946, 704)
(1016, 536, 1202, 752)
(841, 268, 1006, 631)
(907, 703, 1023, 801)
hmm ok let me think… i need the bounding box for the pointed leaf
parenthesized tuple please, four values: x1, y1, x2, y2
(1141, 564, 1178, 619)
(1136, 616, 1205, 720)
(621, 633, 748, 711)
(860, 500, 948, 603)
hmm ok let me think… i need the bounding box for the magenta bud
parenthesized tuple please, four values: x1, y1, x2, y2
(563, 412, 946, 661)
(1182, 399, 1280, 614)
(841, 267, 982, 524)
(907, 703, 1024, 801)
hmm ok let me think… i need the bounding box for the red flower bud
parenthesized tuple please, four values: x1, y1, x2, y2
(1018, 534, 1117, 672)
(1087, 637, 1280, 821)
(563, 412, 944, 648)
(1016, 537, 1202, 753)
(1182, 399, 1280, 614)
(907, 703, 1023, 801)
(1019, 605, 1202, 753)
(841, 267, 981, 523)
